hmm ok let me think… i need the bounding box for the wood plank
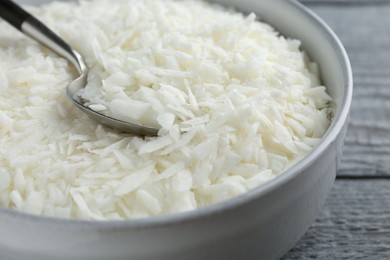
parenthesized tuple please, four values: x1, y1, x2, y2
(301, 0, 390, 5)
(283, 179, 390, 259)
(300, 3, 390, 176)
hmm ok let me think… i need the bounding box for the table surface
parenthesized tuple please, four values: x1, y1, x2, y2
(283, 0, 390, 259)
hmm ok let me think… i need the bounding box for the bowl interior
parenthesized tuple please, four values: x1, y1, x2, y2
(5, 0, 352, 223)
(210, 0, 351, 121)
(17, 0, 351, 129)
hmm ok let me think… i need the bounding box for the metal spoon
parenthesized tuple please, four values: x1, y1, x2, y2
(0, 0, 159, 136)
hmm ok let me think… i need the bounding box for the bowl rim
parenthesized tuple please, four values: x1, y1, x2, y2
(0, 0, 353, 229)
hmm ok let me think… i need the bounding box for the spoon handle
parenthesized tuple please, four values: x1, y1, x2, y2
(0, 0, 86, 74)
(0, 0, 30, 29)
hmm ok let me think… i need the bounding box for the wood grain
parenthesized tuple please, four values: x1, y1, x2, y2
(299, 2, 390, 177)
(301, 0, 390, 5)
(283, 180, 390, 259)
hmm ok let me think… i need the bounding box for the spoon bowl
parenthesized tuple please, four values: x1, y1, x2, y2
(0, 0, 159, 136)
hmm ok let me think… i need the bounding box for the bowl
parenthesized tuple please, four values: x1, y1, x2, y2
(0, 0, 352, 259)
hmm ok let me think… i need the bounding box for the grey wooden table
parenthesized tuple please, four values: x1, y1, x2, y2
(283, 0, 390, 259)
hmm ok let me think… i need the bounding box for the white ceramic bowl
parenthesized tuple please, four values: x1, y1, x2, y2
(0, 0, 352, 259)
